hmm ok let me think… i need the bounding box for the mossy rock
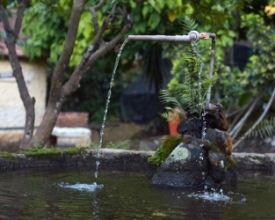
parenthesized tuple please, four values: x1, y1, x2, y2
(0, 152, 19, 164)
(147, 135, 181, 166)
(23, 147, 85, 159)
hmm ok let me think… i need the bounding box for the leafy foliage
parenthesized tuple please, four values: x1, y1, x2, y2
(248, 117, 275, 138)
(161, 17, 218, 121)
(160, 106, 185, 123)
(18, 0, 264, 125)
(105, 140, 131, 150)
(239, 13, 275, 91)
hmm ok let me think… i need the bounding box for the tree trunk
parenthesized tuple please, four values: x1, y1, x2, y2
(28, 97, 64, 146)
(0, 1, 35, 149)
(28, 0, 87, 147)
(28, 0, 131, 148)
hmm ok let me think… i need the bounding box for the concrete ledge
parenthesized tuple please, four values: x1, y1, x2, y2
(52, 127, 91, 147)
(0, 149, 153, 171)
(0, 149, 275, 173)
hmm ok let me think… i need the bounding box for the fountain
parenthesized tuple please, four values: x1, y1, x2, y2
(95, 30, 237, 188)
(0, 31, 274, 219)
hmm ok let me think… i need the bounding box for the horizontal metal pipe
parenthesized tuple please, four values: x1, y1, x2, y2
(128, 35, 196, 43)
(128, 32, 216, 43)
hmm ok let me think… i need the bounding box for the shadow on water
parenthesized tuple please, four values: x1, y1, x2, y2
(0, 168, 274, 219)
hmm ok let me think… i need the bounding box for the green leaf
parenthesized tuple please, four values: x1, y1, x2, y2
(142, 5, 150, 18)
(148, 12, 160, 29)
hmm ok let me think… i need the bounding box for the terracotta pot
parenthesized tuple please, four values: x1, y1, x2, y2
(168, 120, 180, 137)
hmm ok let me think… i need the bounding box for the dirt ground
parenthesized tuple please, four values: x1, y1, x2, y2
(91, 122, 164, 151)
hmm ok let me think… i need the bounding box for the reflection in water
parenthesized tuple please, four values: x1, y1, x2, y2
(0, 168, 274, 219)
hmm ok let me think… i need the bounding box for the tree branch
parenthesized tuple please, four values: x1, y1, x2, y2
(86, 21, 131, 67)
(229, 91, 265, 140)
(89, 0, 106, 33)
(14, 0, 27, 35)
(228, 102, 251, 132)
(93, 0, 106, 10)
(0, 1, 35, 148)
(49, 0, 87, 96)
(233, 85, 275, 149)
(62, 3, 131, 96)
(89, 0, 116, 49)
(0, 4, 15, 39)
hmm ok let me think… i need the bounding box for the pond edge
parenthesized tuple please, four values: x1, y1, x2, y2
(0, 149, 274, 174)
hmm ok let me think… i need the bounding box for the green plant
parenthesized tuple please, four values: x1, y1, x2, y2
(0, 152, 19, 164)
(147, 136, 181, 166)
(161, 17, 217, 122)
(248, 117, 275, 138)
(105, 140, 131, 150)
(22, 147, 86, 158)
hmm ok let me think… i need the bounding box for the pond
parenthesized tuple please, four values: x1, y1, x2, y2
(0, 168, 274, 219)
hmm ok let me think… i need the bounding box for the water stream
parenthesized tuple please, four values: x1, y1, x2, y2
(190, 40, 207, 143)
(94, 37, 130, 178)
(95, 36, 209, 178)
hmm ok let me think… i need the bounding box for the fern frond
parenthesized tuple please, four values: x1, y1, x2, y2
(201, 73, 218, 96)
(162, 16, 215, 120)
(181, 16, 198, 34)
(248, 117, 275, 138)
(160, 107, 185, 123)
(160, 90, 185, 113)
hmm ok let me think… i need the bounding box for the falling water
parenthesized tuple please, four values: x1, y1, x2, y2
(190, 40, 207, 181)
(94, 37, 130, 178)
(191, 41, 204, 109)
(190, 41, 207, 145)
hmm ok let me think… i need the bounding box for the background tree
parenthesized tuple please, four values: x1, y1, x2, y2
(1, 0, 275, 149)
(0, 0, 132, 148)
(0, 0, 34, 149)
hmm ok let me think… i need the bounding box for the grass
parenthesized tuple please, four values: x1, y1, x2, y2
(21, 146, 88, 159)
(105, 140, 131, 150)
(0, 152, 19, 164)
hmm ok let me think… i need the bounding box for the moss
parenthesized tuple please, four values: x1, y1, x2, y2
(224, 156, 237, 171)
(23, 147, 86, 159)
(251, 155, 265, 163)
(210, 143, 221, 154)
(162, 136, 182, 158)
(105, 140, 131, 150)
(0, 152, 19, 164)
(147, 136, 181, 166)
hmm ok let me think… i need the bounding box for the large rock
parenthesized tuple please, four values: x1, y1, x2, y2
(152, 142, 208, 188)
(151, 142, 237, 188)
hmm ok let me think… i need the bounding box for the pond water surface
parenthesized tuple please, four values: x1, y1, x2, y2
(0, 168, 274, 219)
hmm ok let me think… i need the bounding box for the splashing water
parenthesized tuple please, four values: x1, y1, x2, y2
(94, 37, 130, 178)
(59, 182, 104, 192)
(188, 188, 247, 204)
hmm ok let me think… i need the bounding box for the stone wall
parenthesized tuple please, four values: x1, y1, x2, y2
(0, 60, 46, 127)
(0, 60, 47, 150)
(0, 149, 274, 174)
